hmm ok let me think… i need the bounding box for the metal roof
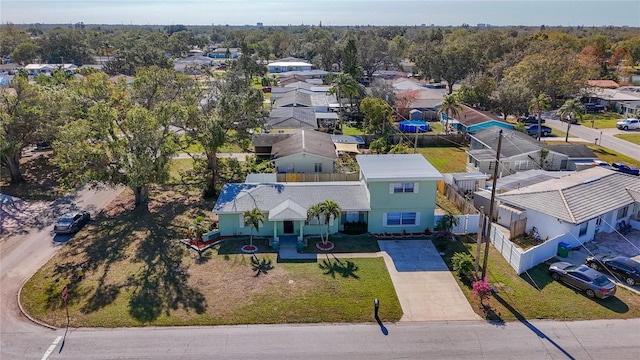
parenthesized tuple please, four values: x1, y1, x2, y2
(356, 154, 443, 182)
(266, 107, 317, 129)
(471, 127, 544, 158)
(213, 182, 371, 214)
(498, 167, 640, 224)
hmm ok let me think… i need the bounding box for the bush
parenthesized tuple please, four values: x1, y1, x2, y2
(451, 252, 474, 277)
(342, 221, 368, 235)
(472, 277, 492, 305)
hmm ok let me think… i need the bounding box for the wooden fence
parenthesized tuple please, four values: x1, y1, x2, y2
(510, 218, 527, 240)
(276, 172, 359, 182)
(439, 182, 479, 214)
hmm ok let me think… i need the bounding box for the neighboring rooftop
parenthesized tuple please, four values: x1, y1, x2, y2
(470, 127, 544, 158)
(356, 154, 443, 182)
(271, 129, 337, 160)
(498, 167, 640, 224)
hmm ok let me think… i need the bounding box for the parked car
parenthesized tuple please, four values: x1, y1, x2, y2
(613, 163, 640, 176)
(548, 262, 617, 299)
(616, 118, 640, 130)
(54, 210, 91, 234)
(525, 124, 552, 137)
(586, 254, 640, 286)
(518, 116, 544, 124)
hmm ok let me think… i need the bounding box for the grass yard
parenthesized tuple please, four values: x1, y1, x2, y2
(587, 145, 640, 168)
(435, 235, 640, 322)
(615, 133, 640, 145)
(21, 189, 402, 328)
(416, 146, 469, 173)
(580, 112, 623, 129)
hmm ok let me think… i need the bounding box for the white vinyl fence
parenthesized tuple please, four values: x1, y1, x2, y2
(433, 214, 480, 235)
(488, 225, 574, 274)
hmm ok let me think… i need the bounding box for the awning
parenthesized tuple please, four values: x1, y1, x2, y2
(335, 143, 360, 154)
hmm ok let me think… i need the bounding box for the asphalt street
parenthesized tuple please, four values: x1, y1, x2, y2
(545, 117, 640, 160)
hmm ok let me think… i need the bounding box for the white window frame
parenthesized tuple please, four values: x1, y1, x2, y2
(389, 182, 418, 194)
(383, 212, 420, 227)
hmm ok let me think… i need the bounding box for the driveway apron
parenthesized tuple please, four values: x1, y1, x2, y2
(378, 240, 480, 321)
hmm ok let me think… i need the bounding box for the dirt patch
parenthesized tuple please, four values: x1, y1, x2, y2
(0, 151, 65, 201)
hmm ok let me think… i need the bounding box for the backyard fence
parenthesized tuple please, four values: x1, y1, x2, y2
(276, 172, 359, 182)
(439, 182, 479, 215)
(433, 214, 480, 235)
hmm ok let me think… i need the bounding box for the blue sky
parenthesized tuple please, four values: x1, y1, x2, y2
(2, 1, 639, 27)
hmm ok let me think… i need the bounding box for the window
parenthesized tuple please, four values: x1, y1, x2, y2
(514, 160, 530, 171)
(385, 212, 418, 226)
(617, 206, 629, 220)
(314, 163, 322, 172)
(595, 217, 602, 226)
(488, 161, 494, 171)
(391, 183, 417, 193)
(560, 160, 568, 170)
(579, 222, 588, 237)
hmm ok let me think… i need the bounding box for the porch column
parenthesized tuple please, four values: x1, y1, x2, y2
(299, 220, 304, 241)
(273, 222, 278, 244)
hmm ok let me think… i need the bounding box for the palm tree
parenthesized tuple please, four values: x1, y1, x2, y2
(528, 93, 551, 140)
(558, 98, 585, 143)
(329, 73, 361, 117)
(243, 207, 265, 249)
(319, 199, 341, 246)
(307, 204, 324, 243)
(438, 94, 462, 135)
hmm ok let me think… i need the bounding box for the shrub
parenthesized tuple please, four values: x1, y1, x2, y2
(472, 278, 493, 305)
(451, 252, 474, 277)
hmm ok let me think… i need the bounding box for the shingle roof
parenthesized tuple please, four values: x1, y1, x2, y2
(547, 144, 596, 159)
(273, 91, 312, 107)
(267, 107, 317, 128)
(271, 129, 337, 160)
(251, 133, 292, 147)
(356, 154, 443, 182)
(470, 127, 544, 158)
(213, 182, 371, 214)
(455, 105, 507, 126)
(498, 167, 640, 224)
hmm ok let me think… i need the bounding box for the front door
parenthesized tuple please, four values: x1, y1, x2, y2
(283, 221, 294, 234)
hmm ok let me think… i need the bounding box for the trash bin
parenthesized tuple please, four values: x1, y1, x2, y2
(557, 242, 570, 258)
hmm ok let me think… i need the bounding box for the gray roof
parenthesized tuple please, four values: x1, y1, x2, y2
(470, 127, 544, 158)
(213, 182, 371, 215)
(498, 167, 640, 224)
(271, 129, 337, 160)
(273, 91, 312, 107)
(315, 112, 339, 120)
(356, 154, 443, 182)
(267, 107, 317, 129)
(494, 169, 574, 192)
(547, 144, 597, 159)
(452, 172, 490, 181)
(251, 133, 292, 147)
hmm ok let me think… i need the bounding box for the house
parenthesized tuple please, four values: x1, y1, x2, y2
(23, 63, 77, 76)
(251, 132, 293, 160)
(271, 129, 337, 173)
(208, 47, 240, 59)
(495, 167, 640, 246)
(212, 154, 443, 245)
(268, 58, 312, 73)
(442, 105, 513, 133)
(266, 107, 317, 130)
(466, 127, 596, 176)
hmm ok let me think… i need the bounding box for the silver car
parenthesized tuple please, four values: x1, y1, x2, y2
(548, 262, 616, 299)
(54, 210, 91, 234)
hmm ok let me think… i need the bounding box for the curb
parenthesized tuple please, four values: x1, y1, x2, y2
(17, 280, 58, 330)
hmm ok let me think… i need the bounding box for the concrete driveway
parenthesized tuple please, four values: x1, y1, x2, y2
(377, 240, 480, 322)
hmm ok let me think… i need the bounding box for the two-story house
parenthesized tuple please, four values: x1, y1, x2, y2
(212, 154, 444, 247)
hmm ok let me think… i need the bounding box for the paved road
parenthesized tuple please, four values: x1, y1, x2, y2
(0, 185, 124, 357)
(545, 117, 640, 159)
(3, 319, 640, 359)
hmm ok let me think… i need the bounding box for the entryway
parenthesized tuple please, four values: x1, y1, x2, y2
(283, 221, 294, 234)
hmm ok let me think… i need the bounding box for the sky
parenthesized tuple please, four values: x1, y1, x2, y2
(1, 0, 639, 27)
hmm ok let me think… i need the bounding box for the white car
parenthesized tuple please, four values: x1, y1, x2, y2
(616, 118, 640, 130)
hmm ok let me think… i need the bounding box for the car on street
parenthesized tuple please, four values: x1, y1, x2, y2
(611, 163, 640, 176)
(518, 116, 545, 124)
(586, 254, 640, 286)
(548, 261, 617, 299)
(525, 124, 552, 137)
(54, 210, 91, 234)
(616, 118, 640, 130)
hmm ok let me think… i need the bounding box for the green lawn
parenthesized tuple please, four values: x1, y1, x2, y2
(20, 190, 402, 328)
(436, 236, 640, 321)
(342, 124, 364, 135)
(587, 145, 640, 168)
(615, 133, 640, 145)
(580, 112, 623, 129)
(416, 146, 469, 173)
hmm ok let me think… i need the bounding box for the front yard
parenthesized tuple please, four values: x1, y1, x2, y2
(21, 189, 402, 328)
(435, 235, 640, 322)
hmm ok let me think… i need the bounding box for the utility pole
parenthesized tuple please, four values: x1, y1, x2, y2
(481, 130, 502, 280)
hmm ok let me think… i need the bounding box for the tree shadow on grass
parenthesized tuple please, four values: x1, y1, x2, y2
(127, 211, 207, 322)
(318, 255, 360, 279)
